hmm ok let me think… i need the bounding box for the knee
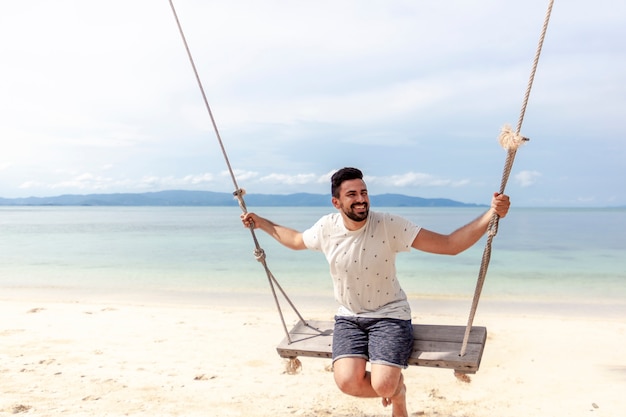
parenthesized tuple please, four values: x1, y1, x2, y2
(334, 372, 361, 396)
(371, 370, 403, 398)
(332, 358, 368, 396)
(371, 378, 397, 398)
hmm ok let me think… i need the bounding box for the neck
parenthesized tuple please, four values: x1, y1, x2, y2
(342, 215, 367, 231)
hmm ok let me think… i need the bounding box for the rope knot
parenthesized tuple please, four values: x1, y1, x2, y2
(254, 248, 266, 262)
(498, 124, 529, 151)
(488, 223, 499, 238)
(285, 357, 302, 375)
(233, 188, 247, 212)
(488, 215, 500, 238)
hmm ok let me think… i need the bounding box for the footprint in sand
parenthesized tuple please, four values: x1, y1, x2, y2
(194, 374, 217, 380)
(0, 329, 26, 336)
(11, 404, 32, 413)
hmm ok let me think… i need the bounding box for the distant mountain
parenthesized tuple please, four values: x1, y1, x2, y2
(370, 193, 478, 207)
(0, 190, 485, 207)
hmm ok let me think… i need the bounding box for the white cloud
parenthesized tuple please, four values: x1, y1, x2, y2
(181, 173, 214, 185)
(0, 1, 624, 206)
(222, 170, 260, 183)
(137, 174, 219, 190)
(368, 172, 470, 188)
(50, 173, 115, 191)
(515, 171, 542, 187)
(259, 173, 319, 186)
(18, 181, 44, 190)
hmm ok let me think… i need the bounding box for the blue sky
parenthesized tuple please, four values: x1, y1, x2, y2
(1, 0, 624, 207)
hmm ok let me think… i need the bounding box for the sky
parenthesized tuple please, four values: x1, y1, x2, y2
(0, 0, 624, 207)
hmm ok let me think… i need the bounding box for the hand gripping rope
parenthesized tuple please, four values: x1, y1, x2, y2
(168, 0, 311, 373)
(168, 0, 555, 376)
(459, 0, 555, 358)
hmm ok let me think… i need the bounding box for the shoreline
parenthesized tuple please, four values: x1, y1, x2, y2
(2, 285, 625, 320)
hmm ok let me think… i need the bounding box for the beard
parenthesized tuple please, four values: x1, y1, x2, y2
(342, 202, 369, 222)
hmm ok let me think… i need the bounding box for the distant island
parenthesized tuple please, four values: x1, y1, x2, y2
(0, 190, 485, 207)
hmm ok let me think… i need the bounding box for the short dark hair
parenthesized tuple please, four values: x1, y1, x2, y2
(331, 167, 363, 198)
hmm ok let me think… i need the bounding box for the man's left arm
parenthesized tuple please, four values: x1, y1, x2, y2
(412, 193, 510, 255)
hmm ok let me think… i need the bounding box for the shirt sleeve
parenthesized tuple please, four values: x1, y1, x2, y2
(384, 213, 421, 252)
(302, 216, 326, 251)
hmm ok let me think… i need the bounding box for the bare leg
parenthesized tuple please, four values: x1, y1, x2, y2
(333, 358, 408, 417)
(372, 365, 406, 417)
(333, 357, 378, 398)
(385, 373, 407, 417)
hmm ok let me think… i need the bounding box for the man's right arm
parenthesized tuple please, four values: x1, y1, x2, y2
(241, 212, 307, 250)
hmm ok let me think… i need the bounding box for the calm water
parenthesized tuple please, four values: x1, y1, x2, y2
(1, 206, 625, 310)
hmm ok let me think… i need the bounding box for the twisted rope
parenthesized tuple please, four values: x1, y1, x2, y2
(459, 0, 555, 357)
(168, 1, 308, 357)
(169, 0, 554, 373)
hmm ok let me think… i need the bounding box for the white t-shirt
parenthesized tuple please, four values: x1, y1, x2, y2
(302, 211, 421, 320)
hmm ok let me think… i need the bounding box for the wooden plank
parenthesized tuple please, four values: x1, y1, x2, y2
(276, 320, 487, 373)
(276, 320, 333, 358)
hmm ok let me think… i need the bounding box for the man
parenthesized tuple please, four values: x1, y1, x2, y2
(241, 167, 510, 417)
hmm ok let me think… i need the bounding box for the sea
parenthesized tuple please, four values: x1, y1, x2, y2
(1, 206, 625, 318)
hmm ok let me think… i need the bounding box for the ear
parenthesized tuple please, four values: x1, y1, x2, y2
(331, 196, 340, 209)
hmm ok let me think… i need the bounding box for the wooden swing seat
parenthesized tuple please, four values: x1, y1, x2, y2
(276, 320, 487, 374)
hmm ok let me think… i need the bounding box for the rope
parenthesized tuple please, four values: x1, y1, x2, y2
(169, 0, 554, 372)
(459, 0, 555, 357)
(167, 1, 309, 354)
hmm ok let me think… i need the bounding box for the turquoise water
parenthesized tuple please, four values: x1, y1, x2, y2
(1, 206, 625, 309)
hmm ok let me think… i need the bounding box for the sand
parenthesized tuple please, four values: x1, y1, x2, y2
(1, 293, 625, 417)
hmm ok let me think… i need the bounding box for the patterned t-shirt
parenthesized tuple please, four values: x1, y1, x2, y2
(302, 211, 421, 320)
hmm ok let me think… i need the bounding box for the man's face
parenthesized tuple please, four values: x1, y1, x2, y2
(332, 178, 370, 223)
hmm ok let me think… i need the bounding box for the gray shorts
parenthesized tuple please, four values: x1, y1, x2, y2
(332, 315, 414, 368)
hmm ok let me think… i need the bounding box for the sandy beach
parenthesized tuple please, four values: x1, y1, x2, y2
(1, 291, 624, 417)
